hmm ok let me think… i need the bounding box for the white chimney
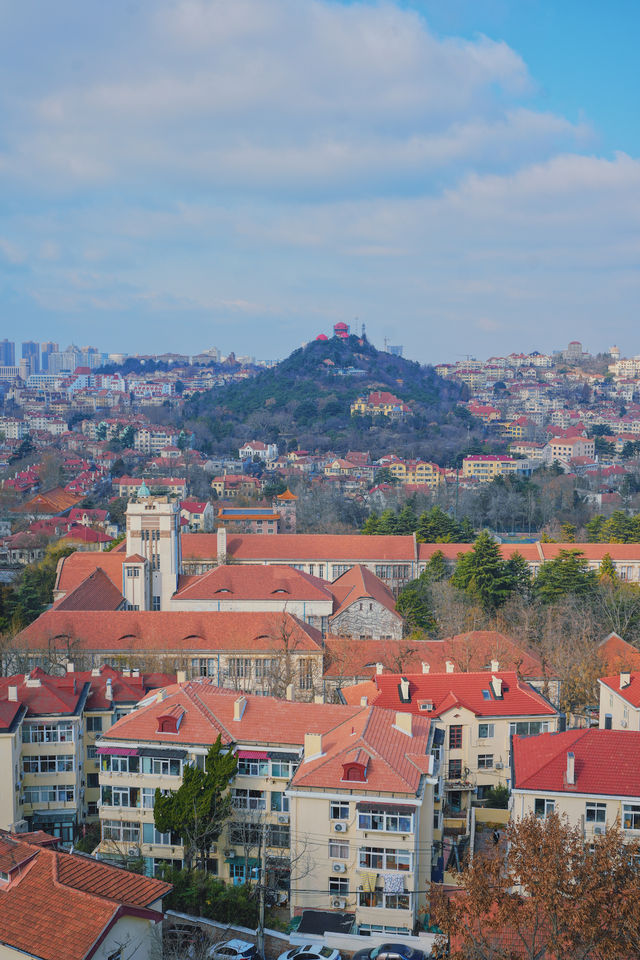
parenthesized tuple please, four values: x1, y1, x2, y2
(491, 675, 503, 698)
(91, 668, 100, 677)
(105, 678, 113, 701)
(490, 659, 499, 673)
(314, 694, 323, 704)
(304, 732, 323, 759)
(66, 661, 74, 673)
(285, 683, 294, 701)
(621, 672, 631, 689)
(123, 668, 131, 677)
(400, 677, 410, 701)
(395, 712, 412, 737)
(176, 669, 186, 684)
(217, 525, 227, 563)
(360, 696, 368, 707)
(566, 751, 575, 785)
(8, 685, 18, 702)
(233, 696, 247, 721)
(375, 662, 384, 675)
(445, 660, 455, 674)
(422, 662, 430, 674)
(132, 669, 139, 678)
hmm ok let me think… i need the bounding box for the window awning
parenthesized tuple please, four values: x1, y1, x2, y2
(357, 802, 415, 813)
(225, 855, 259, 866)
(97, 746, 138, 756)
(32, 811, 77, 824)
(267, 751, 300, 762)
(236, 750, 269, 760)
(138, 747, 187, 759)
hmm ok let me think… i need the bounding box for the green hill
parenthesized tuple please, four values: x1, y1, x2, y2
(181, 334, 489, 463)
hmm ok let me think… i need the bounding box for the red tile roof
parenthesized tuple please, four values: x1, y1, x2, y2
(0, 835, 170, 960)
(16, 610, 323, 655)
(292, 705, 431, 794)
(0, 669, 87, 718)
(513, 729, 640, 796)
(341, 671, 557, 718)
(599, 670, 640, 708)
(182, 533, 417, 562)
(329, 565, 400, 620)
(55, 550, 127, 597)
(598, 633, 640, 673)
(173, 564, 334, 602)
(54, 567, 125, 611)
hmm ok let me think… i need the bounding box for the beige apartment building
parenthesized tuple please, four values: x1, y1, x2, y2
(96, 680, 437, 936)
(598, 670, 640, 730)
(512, 728, 640, 838)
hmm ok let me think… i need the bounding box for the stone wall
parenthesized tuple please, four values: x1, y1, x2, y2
(330, 600, 403, 640)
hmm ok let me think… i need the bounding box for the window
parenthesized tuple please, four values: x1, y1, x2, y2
(192, 658, 216, 678)
(232, 788, 266, 810)
(87, 802, 98, 817)
(586, 802, 606, 824)
(478, 723, 495, 739)
(449, 725, 462, 749)
(23, 755, 74, 774)
(87, 773, 99, 788)
(86, 716, 103, 733)
(299, 659, 314, 691)
(358, 890, 411, 911)
(23, 785, 75, 803)
(359, 847, 412, 871)
(141, 756, 182, 776)
(329, 839, 349, 859)
(271, 759, 293, 779)
(22, 723, 74, 744)
(152, 596, 161, 611)
(448, 759, 462, 780)
(357, 808, 413, 833)
(101, 755, 139, 774)
(227, 658, 251, 679)
(330, 802, 349, 820)
(237, 758, 269, 777)
(623, 804, 640, 831)
(268, 824, 290, 848)
(126, 567, 139, 578)
(142, 823, 173, 845)
(332, 565, 354, 578)
(254, 659, 274, 680)
(329, 876, 349, 895)
(478, 755, 494, 769)
(534, 798, 555, 818)
(142, 788, 157, 809)
(510, 721, 551, 737)
(271, 792, 290, 813)
(87, 745, 97, 760)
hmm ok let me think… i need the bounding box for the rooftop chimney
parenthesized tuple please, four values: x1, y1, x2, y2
(176, 669, 186, 685)
(123, 668, 131, 677)
(566, 751, 575, 786)
(8, 685, 18, 702)
(621, 672, 631, 689)
(285, 683, 294, 701)
(490, 659, 499, 672)
(491, 675, 503, 698)
(314, 694, 323, 704)
(445, 660, 455, 673)
(217, 525, 227, 563)
(132, 668, 139, 678)
(399, 677, 410, 702)
(422, 662, 430, 674)
(105, 678, 113, 701)
(91, 668, 100, 677)
(394, 712, 412, 737)
(66, 661, 74, 673)
(360, 696, 368, 707)
(233, 696, 247, 721)
(304, 732, 323, 759)
(375, 662, 384, 675)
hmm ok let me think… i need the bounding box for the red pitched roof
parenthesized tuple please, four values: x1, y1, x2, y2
(341, 671, 557, 718)
(513, 729, 640, 796)
(598, 633, 640, 673)
(0, 834, 170, 960)
(0, 669, 87, 718)
(329, 564, 400, 619)
(599, 670, 640, 708)
(55, 551, 127, 597)
(173, 564, 334, 602)
(182, 533, 416, 562)
(54, 567, 125, 611)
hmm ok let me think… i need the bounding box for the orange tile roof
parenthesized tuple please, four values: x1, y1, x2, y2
(0, 835, 170, 960)
(599, 670, 640, 708)
(181, 532, 417, 562)
(329, 565, 400, 619)
(598, 632, 640, 672)
(173, 564, 334, 603)
(19, 486, 84, 514)
(16, 610, 323, 655)
(0, 669, 87, 718)
(55, 550, 127, 597)
(54, 567, 125, 611)
(105, 681, 359, 747)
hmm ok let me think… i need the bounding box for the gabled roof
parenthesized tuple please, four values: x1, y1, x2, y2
(54, 568, 125, 611)
(598, 633, 640, 673)
(291, 705, 431, 794)
(341, 671, 557, 718)
(0, 669, 88, 718)
(0, 833, 170, 960)
(599, 670, 640, 708)
(512, 729, 640, 796)
(329, 565, 400, 620)
(172, 564, 334, 603)
(181, 533, 417, 562)
(18, 487, 84, 514)
(55, 550, 127, 598)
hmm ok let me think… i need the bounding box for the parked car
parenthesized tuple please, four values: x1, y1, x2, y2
(352, 945, 427, 960)
(277, 946, 341, 960)
(209, 939, 259, 960)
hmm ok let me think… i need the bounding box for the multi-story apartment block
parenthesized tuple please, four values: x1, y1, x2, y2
(342, 670, 560, 843)
(462, 454, 529, 482)
(545, 435, 595, 462)
(96, 681, 437, 935)
(512, 729, 640, 838)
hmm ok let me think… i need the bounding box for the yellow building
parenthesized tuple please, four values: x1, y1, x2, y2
(351, 391, 411, 418)
(462, 455, 525, 481)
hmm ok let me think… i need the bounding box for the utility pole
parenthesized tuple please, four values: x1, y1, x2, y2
(256, 822, 267, 960)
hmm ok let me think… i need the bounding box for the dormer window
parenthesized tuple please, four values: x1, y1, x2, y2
(418, 700, 434, 712)
(157, 705, 185, 734)
(342, 762, 367, 782)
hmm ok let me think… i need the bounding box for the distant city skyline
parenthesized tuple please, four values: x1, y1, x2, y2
(1, 0, 638, 362)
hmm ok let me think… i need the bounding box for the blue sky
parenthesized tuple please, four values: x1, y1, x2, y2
(0, 0, 638, 363)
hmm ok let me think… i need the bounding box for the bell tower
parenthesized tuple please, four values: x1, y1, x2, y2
(125, 484, 181, 609)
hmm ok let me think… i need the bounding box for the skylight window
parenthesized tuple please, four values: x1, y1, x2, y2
(482, 689, 491, 700)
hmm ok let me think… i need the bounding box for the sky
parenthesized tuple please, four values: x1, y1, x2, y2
(0, 0, 639, 364)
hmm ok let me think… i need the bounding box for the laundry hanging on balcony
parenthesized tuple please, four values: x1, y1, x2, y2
(382, 873, 405, 893)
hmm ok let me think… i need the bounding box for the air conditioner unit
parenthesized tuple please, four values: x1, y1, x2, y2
(333, 822, 348, 833)
(224, 848, 234, 857)
(332, 897, 347, 909)
(128, 847, 138, 857)
(277, 814, 290, 824)
(495, 762, 504, 770)
(594, 826, 603, 835)
(621, 720, 629, 728)
(332, 862, 346, 874)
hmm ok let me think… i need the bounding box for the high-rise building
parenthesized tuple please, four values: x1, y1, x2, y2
(0, 340, 15, 366)
(48, 345, 80, 375)
(40, 341, 59, 371)
(21, 341, 40, 375)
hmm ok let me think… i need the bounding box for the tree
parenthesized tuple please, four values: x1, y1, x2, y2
(429, 812, 640, 960)
(154, 736, 237, 869)
(560, 521, 576, 542)
(599, 551, 617, 583)
(504, 552, 532, 598)
(534, 549, 598, 603)
(450, 532, 514, 615)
